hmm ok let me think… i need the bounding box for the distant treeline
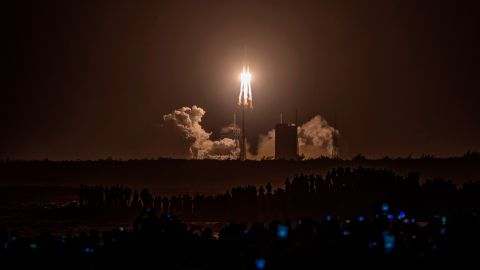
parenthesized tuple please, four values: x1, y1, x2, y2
(0, 152, 479, 193)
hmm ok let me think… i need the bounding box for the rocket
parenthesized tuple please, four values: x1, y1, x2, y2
(239, 63, 253, 108)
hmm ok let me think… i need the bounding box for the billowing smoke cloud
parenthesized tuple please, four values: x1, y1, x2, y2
(220, 124, 240, 136)
(162, 106, 338, 160)
(298, 115, 338, 158)
(162, 106, 239, 159)
(255, 115, 339, 159)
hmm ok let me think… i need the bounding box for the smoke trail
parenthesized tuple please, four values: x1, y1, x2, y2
(162, 106, 239, 159)
(255, 115, 339, 159)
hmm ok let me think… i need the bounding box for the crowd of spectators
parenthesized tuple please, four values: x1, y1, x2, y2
(1, 167, 479, 268)
(1, 206, 478, 269)
(78, 167, 480, 220)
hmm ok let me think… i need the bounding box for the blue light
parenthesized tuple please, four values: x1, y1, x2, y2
(325, 215, 332, 221)
(358, 215, 365, 222)
(387, 214, 394, 221)
(383, 231, 395, 253)
(440, 227, 446, 235)
(84, 247, 94, 253)
(59, 235, 66, 243)
(369, 241, 378, 249)
(381, 203, 389, 212)
(397, 211, 406, 220)
(255, 258, 266, 269)
(277, 224, 288, 239)
(342, 230, 351, 236)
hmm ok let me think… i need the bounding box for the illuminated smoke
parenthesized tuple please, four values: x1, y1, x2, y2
(220, 123, 240, 136)
(163, 106, 239, 159)
(255, 115, 339, 159)
(298, 115, 338, 158)
(163, 106, 338, 160)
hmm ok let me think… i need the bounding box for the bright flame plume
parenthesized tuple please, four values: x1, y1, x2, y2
(239, 64, 253, 108)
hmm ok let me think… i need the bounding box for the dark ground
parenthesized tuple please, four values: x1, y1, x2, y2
(1, 155, 480, 191)
(0, 155, 479, 235)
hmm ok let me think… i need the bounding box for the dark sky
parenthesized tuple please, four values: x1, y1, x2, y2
(2, 0, 479, 159)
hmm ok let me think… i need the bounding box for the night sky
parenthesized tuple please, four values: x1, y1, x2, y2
(2, 0, 479, 160)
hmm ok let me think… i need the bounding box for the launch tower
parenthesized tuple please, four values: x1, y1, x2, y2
(275, 112, 298, 160)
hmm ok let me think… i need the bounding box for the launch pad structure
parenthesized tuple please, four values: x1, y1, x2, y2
(275, 112, 299, 160)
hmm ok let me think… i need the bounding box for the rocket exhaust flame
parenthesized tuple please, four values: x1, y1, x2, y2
(239, 64, 253, 108)
(238, 62, 252, 161)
